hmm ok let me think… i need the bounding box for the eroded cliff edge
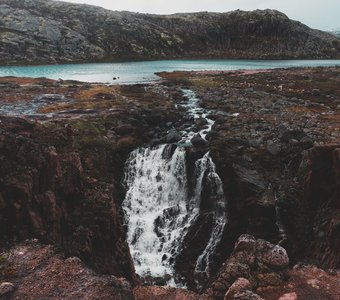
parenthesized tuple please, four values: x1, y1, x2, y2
(1, 0, 340, 65)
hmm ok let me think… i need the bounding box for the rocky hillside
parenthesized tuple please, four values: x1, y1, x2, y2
(0, 0, 340, 65)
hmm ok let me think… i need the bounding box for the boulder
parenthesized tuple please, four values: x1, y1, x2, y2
(261, 245, 289, 270)
(191, 133, 208, 148)
(224, 278, 252, 300)
(234, 235, 256, 253)
(166, 129, 181, 143)
(208, 235, 290, 298)
(0, 282, 15, 297)
(267, 140, 281, 155)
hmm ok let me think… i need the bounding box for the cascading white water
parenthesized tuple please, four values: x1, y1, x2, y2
(122, 144, 190, 280)
(180, 89, 215, 141)
(194, 153, 227, 275)
(122, 88, 227, 284)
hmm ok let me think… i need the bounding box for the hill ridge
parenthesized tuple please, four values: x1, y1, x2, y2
(0, 0, 340, 65)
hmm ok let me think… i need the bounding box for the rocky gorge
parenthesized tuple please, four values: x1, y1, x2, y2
(1, 0, 340, 65)
(0, 66, 339, 299)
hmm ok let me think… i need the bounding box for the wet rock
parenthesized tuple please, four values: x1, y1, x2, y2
(262, 245, 289, 270)
(224, 278, 252, 300)
(0, 282, 15, 296)
(299, 135, 314, 149)
(161, 144, 177, 159)
(233, 164, 266, 194)
(191, 133, 208, 148)
(267, 140, 281, 155)
(166, 129, 181, 143)
(234, 235, 256, 253)
(195, 117, 208, 127)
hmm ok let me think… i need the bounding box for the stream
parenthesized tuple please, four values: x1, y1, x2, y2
(122, 89, 228, 286)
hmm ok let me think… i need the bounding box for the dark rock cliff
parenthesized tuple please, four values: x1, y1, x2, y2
(1, 0, 340, 65)
(0, 116, 137, 282)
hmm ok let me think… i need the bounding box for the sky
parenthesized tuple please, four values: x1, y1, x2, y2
(62, 0, 339, 31)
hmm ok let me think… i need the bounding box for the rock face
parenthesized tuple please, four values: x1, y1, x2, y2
(0, 242, 134, 300)
(0, 116, 136, 281)
(0, 0, 340, 65)
(292, 145, 340, 268)
(207, 234, 289, 299)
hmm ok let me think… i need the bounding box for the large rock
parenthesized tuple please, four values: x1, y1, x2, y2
(0, 282, 15, 297)
(191, 133, 208, 148)
(262, 245, 289, 270)
(207, 235, 289, 299)
(166, 129, 181, 143)
(234, 235, 256, 253)
(224, 278, 252, 300)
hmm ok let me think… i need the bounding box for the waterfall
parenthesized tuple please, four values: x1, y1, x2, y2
(194, 153, 227, 275)
(122, 88, 228, 285)
(123, 144, 191, 279)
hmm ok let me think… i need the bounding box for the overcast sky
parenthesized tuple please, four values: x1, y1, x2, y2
(62, 0, 339, 31)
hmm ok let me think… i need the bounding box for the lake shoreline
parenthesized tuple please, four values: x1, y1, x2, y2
(1, 59, 340, 85)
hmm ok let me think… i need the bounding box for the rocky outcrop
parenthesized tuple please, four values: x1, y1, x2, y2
(0, 242, 134, 299)
(293, 145, 340, 268)
(0, 116, 137, 281)
(134, 286, 207, 300)
(0, 0, 340, 65)
(207, 234, 289, 299)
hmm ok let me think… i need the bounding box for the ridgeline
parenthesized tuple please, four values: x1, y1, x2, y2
(1, 0, 340, 65)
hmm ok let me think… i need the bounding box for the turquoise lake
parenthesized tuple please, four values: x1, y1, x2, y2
(1, 59, 340, 84)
